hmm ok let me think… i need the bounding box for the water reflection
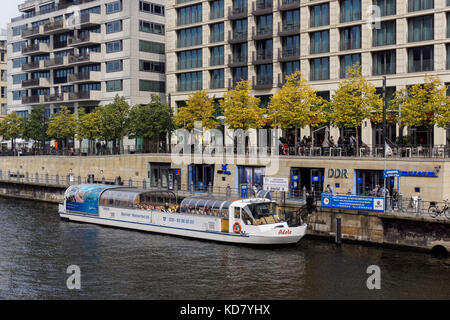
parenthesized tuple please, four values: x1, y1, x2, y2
(0, 198, 448, 299)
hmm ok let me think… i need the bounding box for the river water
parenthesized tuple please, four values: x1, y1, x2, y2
(0, 197, 449, 300)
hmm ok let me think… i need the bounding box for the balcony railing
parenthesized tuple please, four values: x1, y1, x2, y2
(21, 27, 40, 38)
(22, 42, 50, 54)
(21, 96, 40, 104)
(68, 53, 101, 65)
(68, 71, 101, 83)
(278, 22, 300, 36)
(252, 50, 273, 64)
(44, 57, 66, 68)
(252, 0, 273, 15)
(44, 93, 67, 103)
(68, 33, 101, 47)
(278, 47, 300, 61)
(228, 6, 248, 19)
(69, 91, 101, 101)
(228, 30, 248, 43)
(253, 75, 273, 89)
(22, 61, 40, 71)
(43, 20, 65, 33)
(253, 26, 273, 40)
(278, 0, 300, 10)
(228, 54, 248, 67)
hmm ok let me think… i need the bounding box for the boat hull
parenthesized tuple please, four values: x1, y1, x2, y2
(59, 211, 307, 245)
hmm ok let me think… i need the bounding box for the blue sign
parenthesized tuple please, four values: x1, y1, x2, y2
(66, 201, 99, 214)
(357, 177, 363, 184)
(383, 169, 401, 178)
(292, 175, 299, 181)
(321, 194, 385, 212)
(312, 176, 319, 182)
(240, 184, 248, 198)
(383, 169, 436, 178)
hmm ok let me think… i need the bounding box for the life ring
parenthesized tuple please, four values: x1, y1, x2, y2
(233, 222, 242, 234)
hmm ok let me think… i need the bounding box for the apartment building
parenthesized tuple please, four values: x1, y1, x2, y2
(0, 34, 7, 120)
(166, 0, 450, 148)
(7, 0, 166, 146)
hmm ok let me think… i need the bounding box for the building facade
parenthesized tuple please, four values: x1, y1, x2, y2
(166, 0, 450, 148)
(7, 0, 166, 148)
(0, 34, 7, 120)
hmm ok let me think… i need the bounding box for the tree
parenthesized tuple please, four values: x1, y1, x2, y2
(77, 108, 102, 155)
(23, 105, 48, 151)
(330, 64, 382, 155)
(391, 75, 450, 149)
(174, 90, 219, 130)
(221, 80, 263, 131)
(267, 71, 325, 152)
(0, 111, 25, 153)
(98, 95, 131, 154)
(128, 94, 171, 152)
(46, 106, 77, 151)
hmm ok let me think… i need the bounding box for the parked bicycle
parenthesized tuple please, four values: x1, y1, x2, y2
(428, 200, 450, 219)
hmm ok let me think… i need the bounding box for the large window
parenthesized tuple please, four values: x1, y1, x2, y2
(232, 67, 248, 84)
(372, 50, 396, 75)
(106, 20, 122, 33)
(340, 0, 361, 23)
(256, 64, 273, 85)
(177, 4, 202, 26)
(140, 1, 165, 15)
(282, 61, 300, 79)
(210, 0, 224, 19)
(177, 49, 202, 69)
(373, 20, 396, 46)
(12, 57, 27, 69)
(408, 15, 433, 42)
(408, 0, 433, 12)
(340, 25, 361, 50)
(177, 27, 202, 48)
(210, 23, 224, 42)
(139, 40, 165, 54)
(210, 69, 224, 89)
(282, 35, 300, 57)
(106, 60, 123, 72)
(107, 80, 123, 92)
(178, 72, 202, 91)
(139, 60, 165, 73)
(340, 54, 361, 78)
(373, 0, 396, 16)
(12, 24, 27, 37)
(106, 1, 122, 14)
(310, 30, 329, 54)
(139, 20, 165, 35)
(139, 80, 165, 92)
(256, 14, 273, 35)
(310, 3, 329, 27)
(408, 46, 433, 72)
(106, 40, 122, 53)
(282, 10, 300, 30)
(210, 46, 224, 66)
(310, 57, 329, 81)
(13, 74, 27, 85)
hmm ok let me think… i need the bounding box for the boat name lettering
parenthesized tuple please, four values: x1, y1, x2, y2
(278, 229, 292, 235)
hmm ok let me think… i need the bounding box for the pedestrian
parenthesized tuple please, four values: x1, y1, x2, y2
(392, 188, 399, 210)
(96, 141, 101, 155)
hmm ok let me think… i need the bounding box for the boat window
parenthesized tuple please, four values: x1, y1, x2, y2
(244, 202, 278, 225)
(234, 207, 241, 219)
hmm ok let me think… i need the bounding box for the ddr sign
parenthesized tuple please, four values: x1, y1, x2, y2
(321, 194, 385, 212)
(263, 177, 289, 192)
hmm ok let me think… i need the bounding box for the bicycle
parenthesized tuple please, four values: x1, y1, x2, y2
(428, 200, 450, 219)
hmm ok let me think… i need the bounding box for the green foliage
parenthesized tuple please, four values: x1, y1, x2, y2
(46, 106, 77, 143)
(23, 105, 48, 143)
(77, 108, 102, 142)
(0, 111, 25, 143)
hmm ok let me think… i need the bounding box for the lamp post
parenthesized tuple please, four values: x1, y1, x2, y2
(382, 76, 387, 158)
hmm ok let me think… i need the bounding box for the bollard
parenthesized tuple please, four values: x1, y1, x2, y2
(302, 186, 306, 201)
(190, 182, 194, 193)
(417, 196, 423, 216)
(78, 175, 81, 184)
(208, 182, 212, 195)
(174, 179, 178, 191)
(0, 169, 2, 179)
(17, 171, 20, 181)
(398, 193, 403, 211)
(66, 174, 70, 185)
(128, 178, 132, 187)
(226, 184, 231, 200)
(386, 196, 392, 212)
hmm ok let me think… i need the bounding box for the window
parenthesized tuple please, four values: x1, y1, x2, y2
(140, 1, 165, 16)
(107, 40, 123, 53)
(139, 20, 165, 35)
(340, 25, 361, 50)
(340, 54, 361, 78)
(231, 43, 248, 62)
(210, 0, 224, 19)
(81, 6, 100, 15)
(310, 3, 329, 27)
(177, 71, 202, 91)
(282, 35, 300, 57)
(177, 27, 202, 48)
(106, 20, 122, 33)
(447, 44, 450, 69)
(106, 80, 123, 92)
(13, 41, 27, 52)
(310, 30, 329, 54)
(106, 60, 123, 72)
(139, 80, 165, 92)
(372, 50, 396, 75)
(12, 25, 27, 37)
(282, 10, 300, 30)
(177, 4, 202, 26)
(210, 69, 224, 89)
(408, 0, 433, 12)
(232, 67, 248, 84)
(80, 64, 101, 73)
(210, 46, 224, 66)
(310, 57, 329, 81)
(408, 15, 433, 42)
(256, 39, 273, 60)
(16, 111, 29, 120)
(256, 14, 273, 35)
(139, 60, 165, 73)
(340, 0, 361, 23)
(1, 104, 6, 115)
(13, 74, 27, 85)
(256, 64, 273, 85)
(408, 46, 433, 72)
(13, 90, 27, 100)
(373, 20, 396, 46)
(210, 23, 224, 42)
(106, 1, 122, 14)
(282, 61, 300, 78)
(373, 0, 396, 16)
(13, 57, 27, 69)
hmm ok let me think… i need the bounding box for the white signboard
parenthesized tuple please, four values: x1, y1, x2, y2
(263, 177, 289, 192)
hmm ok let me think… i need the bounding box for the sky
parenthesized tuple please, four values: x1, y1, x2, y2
(1, 0, 23, 32)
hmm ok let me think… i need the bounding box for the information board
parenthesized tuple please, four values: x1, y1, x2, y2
(321, 194, 385, 212)
(263, 177, 289, 192)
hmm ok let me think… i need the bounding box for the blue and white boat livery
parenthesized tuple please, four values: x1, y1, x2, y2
(59, 184, 307, 245)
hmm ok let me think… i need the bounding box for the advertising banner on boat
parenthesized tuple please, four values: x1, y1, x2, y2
(321, 194, 385, 212)
(65, 185, 111, 214)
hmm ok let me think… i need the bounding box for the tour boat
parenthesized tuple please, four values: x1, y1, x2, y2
(58, 184, 307, 245)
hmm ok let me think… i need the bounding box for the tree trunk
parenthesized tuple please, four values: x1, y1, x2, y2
(294, 126, 298, 155)
(356, 127, 359, 157)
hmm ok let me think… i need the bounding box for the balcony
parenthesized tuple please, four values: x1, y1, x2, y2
(278, 0, 300, 11)
(43, 19, 70, 35)
(252, 50, 273, 64)
(43, 93, 68, 104)
(278, 47, 300, 62)
(228, 6, 248, 20)
(228, 54, 248, 67)
(22, 42, 50, 55)
(252, 0, 273, 16)
(21, 27, 42, 39)
(22, 95, 41, 105)
(68, 33, 102, 47)
(69, 91, 102, 101)
(79, 13, 101, 27)
(228, 30, 248, 44)
(252, 26, 273, 40)
(252, 75, 273, 89)
(68, 71, 102, 84)
(67, 52, 102, 66)
(22, 60, 45, 72)
(278, 22, 300, 37)
(44, 56, 68, 69)
(21, 78, 51, 88)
